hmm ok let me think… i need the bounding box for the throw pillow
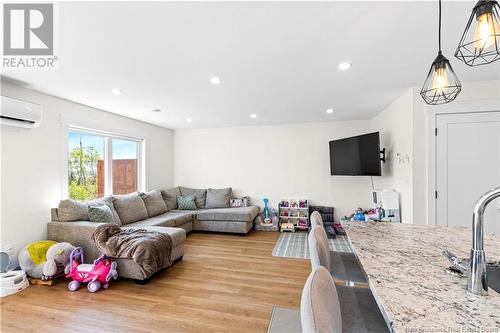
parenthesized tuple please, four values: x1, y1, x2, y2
(230, 196, 250, 208)
(94, 197, 122, 225)
(140, 190, 168, 217)
(57, 199, 88, 221)
(58, 197, 122, 225)
(161, 187, 181, 210)
(112, 192, 149, 225)
(205, 188, 233, 209)
(88, 205, 116, 224)
(177, 195, 197, 210)
(179, 187, 207, 209)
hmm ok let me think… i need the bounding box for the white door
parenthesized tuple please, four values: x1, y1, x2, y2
(436, 111, 500, 235)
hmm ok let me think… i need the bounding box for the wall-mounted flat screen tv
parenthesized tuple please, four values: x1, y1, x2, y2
(329, 132, 381, 176)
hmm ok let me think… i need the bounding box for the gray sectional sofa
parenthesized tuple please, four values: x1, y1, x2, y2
(47, 187, 260, 280)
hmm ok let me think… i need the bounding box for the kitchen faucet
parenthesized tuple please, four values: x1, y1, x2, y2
(468, 187, 500, 296)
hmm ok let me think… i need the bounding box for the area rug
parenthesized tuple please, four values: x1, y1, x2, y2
(272, 231, 352, 259)
(267, 306, 301, 333)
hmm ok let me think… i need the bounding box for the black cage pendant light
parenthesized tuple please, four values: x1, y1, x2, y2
(420, 0, 462, 105)
(455, 0, 500, 66)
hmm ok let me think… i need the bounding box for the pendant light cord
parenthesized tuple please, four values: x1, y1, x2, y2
(438, 0, 442, 52)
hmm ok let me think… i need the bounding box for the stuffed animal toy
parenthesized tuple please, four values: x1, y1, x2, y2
(18, 241, 76, 280)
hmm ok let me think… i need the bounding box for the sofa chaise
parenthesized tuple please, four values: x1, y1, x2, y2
(47, 187, 259, 280)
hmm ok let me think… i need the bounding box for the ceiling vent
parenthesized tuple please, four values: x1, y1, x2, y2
(0, 96, 42, 128)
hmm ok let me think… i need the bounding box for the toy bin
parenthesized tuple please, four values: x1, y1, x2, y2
(0, 270, 28, 297)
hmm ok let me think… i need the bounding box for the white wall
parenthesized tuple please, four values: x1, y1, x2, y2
(174, 120, 385, 221)
(173, 89, 419, 223)
(0, 81, 174, 265)
(370, 89, 413, 223)
(174, 82, 499, 225)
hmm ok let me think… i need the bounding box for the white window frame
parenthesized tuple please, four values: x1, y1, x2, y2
(63, 125, 146, 199)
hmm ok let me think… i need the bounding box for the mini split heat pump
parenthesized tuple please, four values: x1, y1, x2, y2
(0, 96, 42, 128)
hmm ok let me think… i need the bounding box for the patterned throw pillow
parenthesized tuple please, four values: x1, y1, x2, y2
(177, 195, 197, 210)
(230, 196, 250, 207)
(179, 187, 207, 209)
(88, 205, 116, 223)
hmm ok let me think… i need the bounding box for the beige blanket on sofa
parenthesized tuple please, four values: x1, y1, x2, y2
(91, 224, 172, 277)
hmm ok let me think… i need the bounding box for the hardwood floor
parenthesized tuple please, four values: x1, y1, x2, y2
(0, 231, 311, 332)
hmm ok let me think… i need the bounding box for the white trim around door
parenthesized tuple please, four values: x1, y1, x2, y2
(425, 98, 500, 226)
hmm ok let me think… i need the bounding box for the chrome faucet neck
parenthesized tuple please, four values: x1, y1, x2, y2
(468, 187, 500, 296)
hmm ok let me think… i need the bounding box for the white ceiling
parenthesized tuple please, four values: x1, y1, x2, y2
(2, 1, 499, 129)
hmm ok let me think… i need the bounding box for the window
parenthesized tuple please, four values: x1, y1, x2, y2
(112, 139, 138, 195)
(67, 129, 143, 200)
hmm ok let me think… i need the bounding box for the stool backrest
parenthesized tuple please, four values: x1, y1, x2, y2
(300, 266, 342, 333)
(308, 225, 331, 271)
(310, 211, 324, 228)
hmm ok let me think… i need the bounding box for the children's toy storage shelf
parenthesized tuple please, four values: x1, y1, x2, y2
(279, 199, 309, 231)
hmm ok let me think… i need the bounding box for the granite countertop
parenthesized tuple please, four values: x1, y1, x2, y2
(342, 221, 500, 332)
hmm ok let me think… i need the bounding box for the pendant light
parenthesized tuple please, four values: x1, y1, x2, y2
(420, 0, 462, 105)
(455, 0, 500, 66)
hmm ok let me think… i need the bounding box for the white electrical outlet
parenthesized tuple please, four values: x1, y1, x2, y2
(4, 244, 15, 257)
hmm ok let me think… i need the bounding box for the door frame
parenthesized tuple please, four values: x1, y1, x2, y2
(425, 99, 500, 226)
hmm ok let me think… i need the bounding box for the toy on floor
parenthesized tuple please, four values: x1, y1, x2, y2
(351, 208, 367, 221)
(0, 270, 29, 297)
(0, 252, 29, 297)
(298, 219, 308, 231)
(29, 278, 54, 286)
(262, 198, 272, 224)
(18, 241, 76, 280)
(255, 207, 279, 231)
(280, 222, 295, 233)
(66, 247, 118, 292)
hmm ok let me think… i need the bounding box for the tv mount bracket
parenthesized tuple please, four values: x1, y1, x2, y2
(380, 148, 386, 163)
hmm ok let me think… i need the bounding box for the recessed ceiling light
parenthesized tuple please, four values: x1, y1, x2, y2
(152, 109, 162, 113)
(338, 62, 351, 71)
(326, 108, 334, 114)
(186, 118, 192, 123)
(112, 88, 123, 95)
(210, 77, 222, 85)
(250, 114, 257, 119)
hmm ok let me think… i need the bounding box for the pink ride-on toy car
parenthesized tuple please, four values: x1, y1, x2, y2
(66, 247, 118, 292)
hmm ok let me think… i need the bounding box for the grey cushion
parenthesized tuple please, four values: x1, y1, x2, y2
(58, 197, 121, 225)
(170, 209, 200, 216)
(161, 187, 181, 210)
(179, 186, 207, 209)
(193, 220, 253, 234)
(205, 188, 232, 209)
(308, 225, 331, 271)
(128, 211, 193, 228)
(196, 206, 259, 222)
(88, 205, 116, 224)
(140, 190, 168, 217)
(300, 266, 342, 333)
(112, 192, 148, 225)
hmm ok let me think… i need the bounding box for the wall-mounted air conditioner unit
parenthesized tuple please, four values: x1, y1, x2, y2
(0, 96, 42, 128)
